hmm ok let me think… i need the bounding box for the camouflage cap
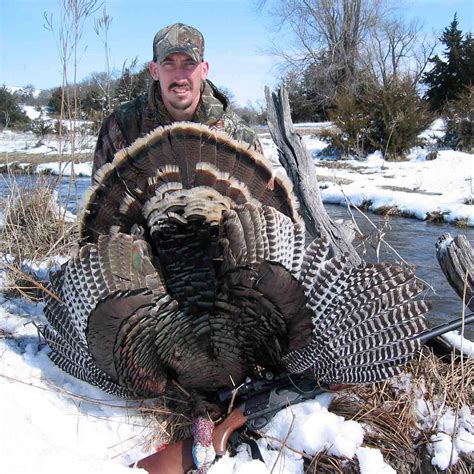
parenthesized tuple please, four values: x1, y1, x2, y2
(153, 23, 204, 63)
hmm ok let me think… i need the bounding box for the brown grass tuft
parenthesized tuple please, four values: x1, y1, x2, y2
(0, 174, 78, 300)
(326, 349, 474, 472)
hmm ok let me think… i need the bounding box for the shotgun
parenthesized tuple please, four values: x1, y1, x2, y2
(132, 372, 327, 473)
(132, 314, 474, 473)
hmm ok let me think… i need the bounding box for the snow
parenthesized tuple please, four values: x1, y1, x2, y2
(415, 400, 474, 469)
(441, 330, 474, 357)
(293, 121, 335, 130)
(0, 268, 153, 473)
(209, 439, 303, 473)
(356, 447, 396, 474)
(257, 121, 474, 227)
(21, 105, 43, 120)
(0, 119, 473, 472)
(0, 128, 95, 156)
(6, 86, 43, 99)
(318, 149, 474, 225)
(0, 117, 96, 156)
(262, 394, 364, 459)
(36, 161, 93, 177)
(418, 118, 446, 144)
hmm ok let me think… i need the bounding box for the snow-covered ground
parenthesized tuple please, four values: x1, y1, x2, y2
(260, 120, 474, 227)
(1, 119, 473, 472)
(317, 149, 474, 226)
(0, 106, 96, 156)
(0, 128, 96, 157)
(1, 261, 472, 473)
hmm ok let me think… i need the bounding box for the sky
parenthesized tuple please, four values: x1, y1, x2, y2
(0, 0, 473, 105)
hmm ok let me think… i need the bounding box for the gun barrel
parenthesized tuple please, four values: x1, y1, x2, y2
(418, 313, 474, 343)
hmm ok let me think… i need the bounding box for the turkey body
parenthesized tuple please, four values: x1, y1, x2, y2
(42, 123, 430, 403)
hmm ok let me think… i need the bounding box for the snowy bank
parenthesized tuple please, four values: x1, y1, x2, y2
(0, 126, 95, 156)
(36, 161, 93, 177)
(0, 274, 152, 473)
(319, 150, 474, 226)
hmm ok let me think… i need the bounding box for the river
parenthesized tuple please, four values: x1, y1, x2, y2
(1, 174, 473, 340)
(327, 205, 474, 339)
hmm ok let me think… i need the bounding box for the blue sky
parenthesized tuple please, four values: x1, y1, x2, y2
(1, 0, 473, 105)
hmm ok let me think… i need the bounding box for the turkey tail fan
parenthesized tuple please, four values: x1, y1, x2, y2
(43, 121, 433, 409)
(81, 123, 300, 244)
(41, 233, 170, 397)
(282, 237, 431, 383)
(218, 203, 306, 278)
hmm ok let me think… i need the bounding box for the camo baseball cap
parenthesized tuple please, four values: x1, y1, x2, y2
(153, 23, 205, 63)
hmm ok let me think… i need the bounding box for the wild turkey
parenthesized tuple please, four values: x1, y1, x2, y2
(42, 123, 429, 469)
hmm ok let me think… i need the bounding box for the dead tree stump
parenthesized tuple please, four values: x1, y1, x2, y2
(264, 86, 361, 266)
(436, 233, 474, 311)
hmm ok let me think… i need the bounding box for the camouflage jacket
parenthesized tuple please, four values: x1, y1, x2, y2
(92, 80, 263, 177)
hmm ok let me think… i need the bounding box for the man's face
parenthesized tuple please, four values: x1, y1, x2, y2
(149, 52, 209, 119)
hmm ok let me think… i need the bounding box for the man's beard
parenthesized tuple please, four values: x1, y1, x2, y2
(167, 81, 193, 110)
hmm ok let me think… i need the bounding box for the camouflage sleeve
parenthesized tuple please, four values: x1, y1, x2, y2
(92, 113, 129, 180)
(222, 109, 265, 156)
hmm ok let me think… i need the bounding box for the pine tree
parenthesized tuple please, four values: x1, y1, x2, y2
(423, 14, 474, 111)
(112, 59, 149, 105)
(462, 33, 474, 85)
(0, 86, 30, 129)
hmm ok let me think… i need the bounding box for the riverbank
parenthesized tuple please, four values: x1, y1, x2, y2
(0, 151, 91, 166)
(2, 120, 473, 227)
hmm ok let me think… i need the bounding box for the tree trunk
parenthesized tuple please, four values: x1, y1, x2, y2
(264, 86, 361, 266)
(436, 233, 474, 311)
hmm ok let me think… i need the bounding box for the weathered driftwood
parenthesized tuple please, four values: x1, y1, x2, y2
(264, 86, 361, 266)
(436, 233, 474, 311)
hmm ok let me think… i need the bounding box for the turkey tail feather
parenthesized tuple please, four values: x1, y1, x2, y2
(82, 123, 300, 243)
(283, 237, 430, 382)
(42, 233, 167, 397)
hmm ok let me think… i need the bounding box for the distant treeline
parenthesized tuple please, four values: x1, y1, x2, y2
(1, 8, 473, 159)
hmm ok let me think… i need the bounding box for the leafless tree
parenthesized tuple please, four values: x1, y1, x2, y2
(114, 57, 150, 103)
(363, 18, 436, 88)
(44, 0, 101, 155)
(94, 6, 113, 114)
(44, 0, 101, 216)
(259, 0, 436, 131)
(259, 0, 387, 102)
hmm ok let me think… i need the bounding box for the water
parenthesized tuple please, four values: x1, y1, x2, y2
(0, 174, 91, 213)
(1, 174, 472, 340)
(326, 204, 474, 340)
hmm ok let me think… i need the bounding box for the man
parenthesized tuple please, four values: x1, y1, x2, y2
(92, 22, 262, 177)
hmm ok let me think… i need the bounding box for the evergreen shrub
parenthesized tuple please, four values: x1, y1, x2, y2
(328, 78, 432, 161)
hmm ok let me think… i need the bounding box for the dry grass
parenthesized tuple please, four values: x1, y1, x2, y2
(0, 174, 78, 299)
(324, 349, 474, 473)
(248, 351, 472, 472)
(125, 350, 473, 472)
